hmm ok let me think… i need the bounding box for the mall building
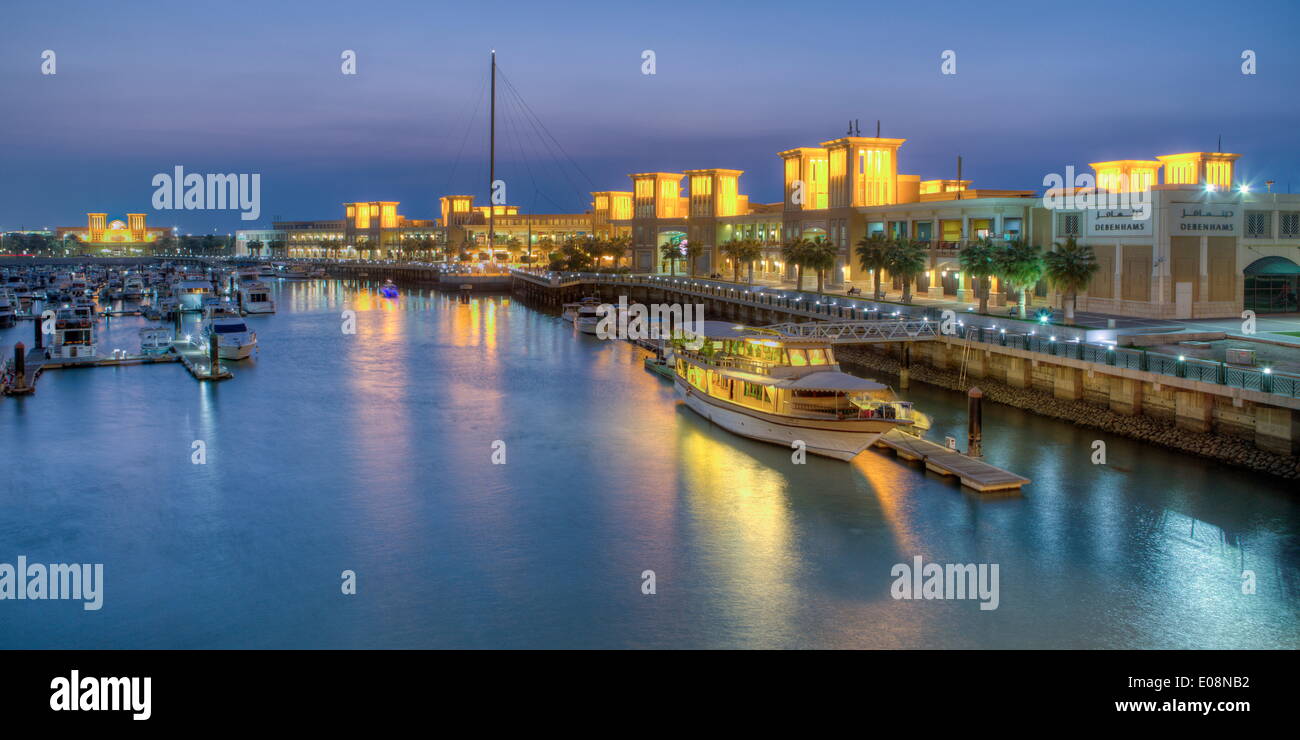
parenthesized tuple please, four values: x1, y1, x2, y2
(240, 130, 1300, 318)
(54, 212, 169, 253)
(238, 197, 593, 260)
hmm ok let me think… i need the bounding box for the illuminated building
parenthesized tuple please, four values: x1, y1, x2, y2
(54, 212, 169, 254)
(257, 129, 1300, 318)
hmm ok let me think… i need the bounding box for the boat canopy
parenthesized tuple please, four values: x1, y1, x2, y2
(778, 371, 887, 392)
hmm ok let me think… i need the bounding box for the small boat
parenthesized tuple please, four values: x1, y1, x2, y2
(122, 276, 146, 300)
(238, 281, 276, 314)
(380, 280, 399, 298)
(280, 265, 309, 280)
(672, 322, 929, 460)
(644, 345, 675, 380)
(0, 291, 16, 328)
(50, 305, 97, 359)
(201, 304, 257, 360)
(564, 297, 602, 335)
(139, 327, 173, 355)
(174, 279, 215, 312)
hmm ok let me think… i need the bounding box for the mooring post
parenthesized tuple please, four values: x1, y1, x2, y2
(173, 305, 182, 338)
(967, 386, 983, 458)
(900, 343, 911, 390)
(33, 313, 42, 349)
(14, 342, 26, 390)
(208, 337, 219, 378)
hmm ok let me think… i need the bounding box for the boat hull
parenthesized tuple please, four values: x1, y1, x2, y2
(675, 379, 899, 461)
(217, 342, 255, 360)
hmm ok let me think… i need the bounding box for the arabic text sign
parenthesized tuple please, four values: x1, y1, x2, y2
(1171, 203, 1238, 235)
(1086, 209, 1153, 237)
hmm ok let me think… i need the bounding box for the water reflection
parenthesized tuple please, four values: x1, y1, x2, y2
(0, 279, 1293, 649)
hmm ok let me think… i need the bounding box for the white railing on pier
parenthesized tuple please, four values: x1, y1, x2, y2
(765, 320, 940, 342)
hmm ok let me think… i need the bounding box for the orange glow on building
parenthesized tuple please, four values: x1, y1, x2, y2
(1090, 160, 1161, 192)
(1157, 152, 1239, 188)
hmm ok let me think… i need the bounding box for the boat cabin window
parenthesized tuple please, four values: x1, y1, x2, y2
(808, 348, 828, 365)
(787, 349, 808, 366)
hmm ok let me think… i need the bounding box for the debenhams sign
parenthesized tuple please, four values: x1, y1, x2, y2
(1086, 208, 1152, 237)
(1171, 204, 1239, 235)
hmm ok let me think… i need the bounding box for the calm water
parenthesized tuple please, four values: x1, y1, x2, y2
(0, 280, 1295, 649)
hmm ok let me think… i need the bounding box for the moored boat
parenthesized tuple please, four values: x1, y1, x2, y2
(672, 322, 927, 460)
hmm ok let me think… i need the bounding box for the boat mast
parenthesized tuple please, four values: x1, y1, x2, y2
(488, 50, 496, 260)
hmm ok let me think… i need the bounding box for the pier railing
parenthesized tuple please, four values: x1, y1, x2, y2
(959, 325, 1300, 399)
(509, 268, 1300, 400)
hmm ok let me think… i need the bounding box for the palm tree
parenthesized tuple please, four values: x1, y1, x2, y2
(855, 233, 891, 299)
(684, 242, 704, 277)
(804, 237, 839, 294)
(958, 237, 999, 314)
(781, 238, 811, 290)
(885, 238, 928, 304)
(720, 238, 762, 283)
(1044, 236, 1099, 324)
(659, 241, 682, 276)
(996, 239, 1046, 319)
(606, 235, 631, 269)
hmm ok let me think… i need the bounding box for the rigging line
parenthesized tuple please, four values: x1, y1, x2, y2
(500, 84, 545, 210)
(496, 67, 598, 193)
(500, 87, 582, 216)
(498, 78, 591, 214)
(443, 70, 489, 197)
(497, 79, 582, 213)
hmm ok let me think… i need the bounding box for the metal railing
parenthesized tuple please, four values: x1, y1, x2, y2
(508, 269, 1300, 401)
(961, 325, 1300, 399)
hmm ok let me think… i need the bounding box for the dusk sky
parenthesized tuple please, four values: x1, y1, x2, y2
(2, 0, 1297, 234)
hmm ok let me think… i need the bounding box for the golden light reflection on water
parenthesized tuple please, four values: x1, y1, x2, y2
(674, 405, 800, 642)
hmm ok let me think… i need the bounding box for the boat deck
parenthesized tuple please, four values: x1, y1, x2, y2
(872, 429, 1030, 492)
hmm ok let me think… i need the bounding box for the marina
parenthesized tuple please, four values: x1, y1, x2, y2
(0, 276, 1293, 649)
(1, 1, 1296, 669)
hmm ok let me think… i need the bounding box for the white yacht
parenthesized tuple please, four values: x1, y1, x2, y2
(0, 291, 16, 328)
(561, 297, 602, 335)
(280, 265, 309, 280)
(122, 275, 146, 300)
(239, 281, 276, 314)
(174, 279, 215, 312)
(673, 322, 929, 460)
(258, 263, 277, 277)
(50, 305, 97, 359)
(201, 304, 257, 360)
(139, 327, 173, 355)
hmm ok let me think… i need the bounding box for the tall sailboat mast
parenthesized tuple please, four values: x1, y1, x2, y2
(488, 50, 496, 257)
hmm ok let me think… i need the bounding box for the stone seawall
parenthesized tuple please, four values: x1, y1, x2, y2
(836, 345, 1300, 481)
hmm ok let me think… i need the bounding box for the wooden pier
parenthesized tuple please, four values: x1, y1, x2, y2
(872, 429, 1029, 492)
(171, 341, 233, 381)
(2, 340, 230, 396)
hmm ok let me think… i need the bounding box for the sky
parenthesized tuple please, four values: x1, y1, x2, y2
(1, 0, 1298, 234)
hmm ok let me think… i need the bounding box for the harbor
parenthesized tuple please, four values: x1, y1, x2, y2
(0, 275, 1294, 650)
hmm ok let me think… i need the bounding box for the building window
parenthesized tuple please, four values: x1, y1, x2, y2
(1279, 213, 1300, 239)
(1056, 212, 1081, 236)
(1246, 211, 1272, 239)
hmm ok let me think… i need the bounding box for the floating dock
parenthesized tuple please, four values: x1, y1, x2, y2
(171, 341, 233, 381)
(873, 429, 1029, 492)
(2, 340, 230, 396)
